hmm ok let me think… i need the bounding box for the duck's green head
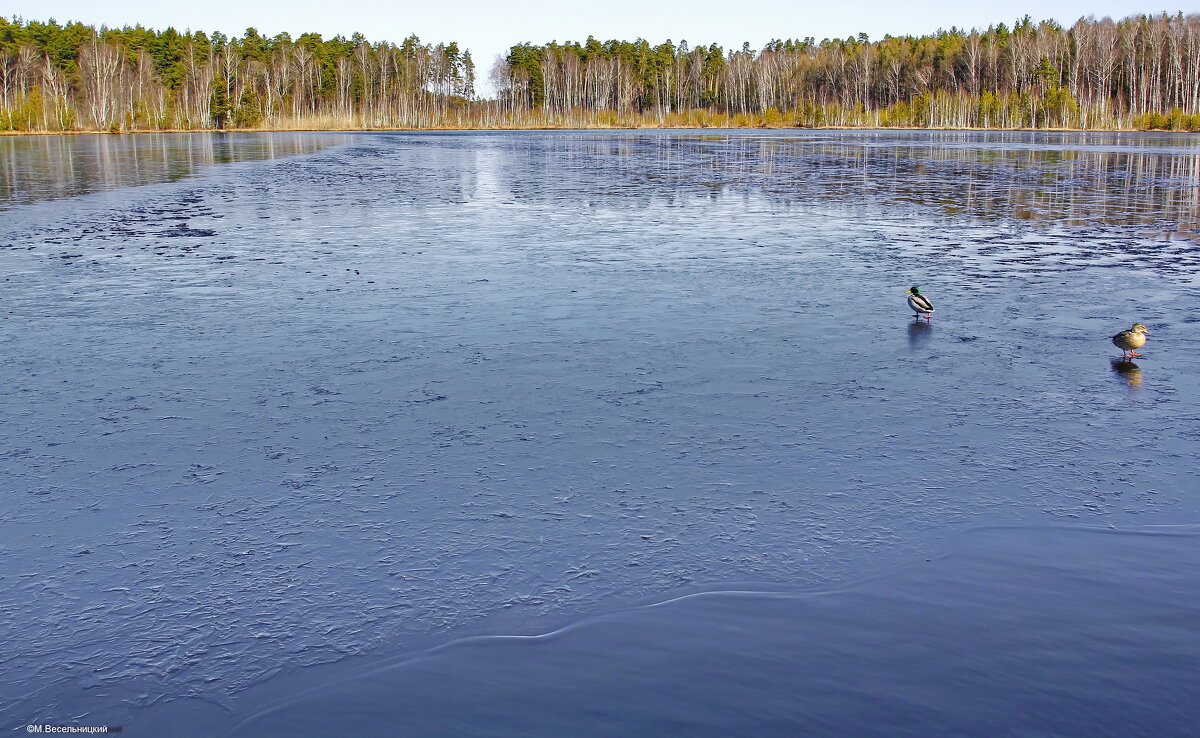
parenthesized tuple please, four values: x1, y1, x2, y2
(1131, 322, 1150, 334)
(906, 286, 921, 295)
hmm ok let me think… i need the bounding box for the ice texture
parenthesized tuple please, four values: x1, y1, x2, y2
(1, 131, 1198, 728)
(220, 526, 1200, 738)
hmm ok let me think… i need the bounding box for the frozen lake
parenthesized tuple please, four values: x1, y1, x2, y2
(2, 130, 1199, 735)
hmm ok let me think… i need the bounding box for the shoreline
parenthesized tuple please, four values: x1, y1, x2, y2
(3, 125, 1196, 136)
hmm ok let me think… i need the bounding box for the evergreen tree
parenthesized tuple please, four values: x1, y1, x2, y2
(210, 77, 230, 128)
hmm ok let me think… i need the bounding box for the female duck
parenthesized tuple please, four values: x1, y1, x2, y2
(906, 286, 934, 320)
(1112, 323, 1151, 358)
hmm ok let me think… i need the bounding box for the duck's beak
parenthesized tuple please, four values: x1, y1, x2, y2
(1143, 328, 1152, 334)
(905, 290, 912, 294)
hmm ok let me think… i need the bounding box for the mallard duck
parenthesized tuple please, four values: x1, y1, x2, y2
(906, 286, 934, 320)
(1112, 322, 1151, 358)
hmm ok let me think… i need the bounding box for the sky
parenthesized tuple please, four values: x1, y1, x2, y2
(5, 0, 1181, 95)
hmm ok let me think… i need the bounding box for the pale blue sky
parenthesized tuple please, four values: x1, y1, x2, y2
(6, 0, 1181, 95)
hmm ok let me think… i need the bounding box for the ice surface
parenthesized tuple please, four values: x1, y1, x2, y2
(1, 131, 1198, 730)
(0, 133, 354, 207)
(217, 526, 1200, 738)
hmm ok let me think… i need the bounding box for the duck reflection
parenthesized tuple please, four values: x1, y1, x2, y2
(1110, 358, 1144, 388)
(908, 318, 933, 349)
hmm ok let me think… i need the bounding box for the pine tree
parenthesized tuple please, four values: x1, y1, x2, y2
(210, 76, 230, 128)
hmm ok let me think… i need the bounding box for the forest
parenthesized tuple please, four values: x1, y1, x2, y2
(0, 18, 476, 131)
(2, 13, 1199, 132)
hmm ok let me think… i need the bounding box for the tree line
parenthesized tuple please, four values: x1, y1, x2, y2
(0, 18, 475, 131)
(495, 14, 1200, 130)
(2, 13, 1199, 132)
